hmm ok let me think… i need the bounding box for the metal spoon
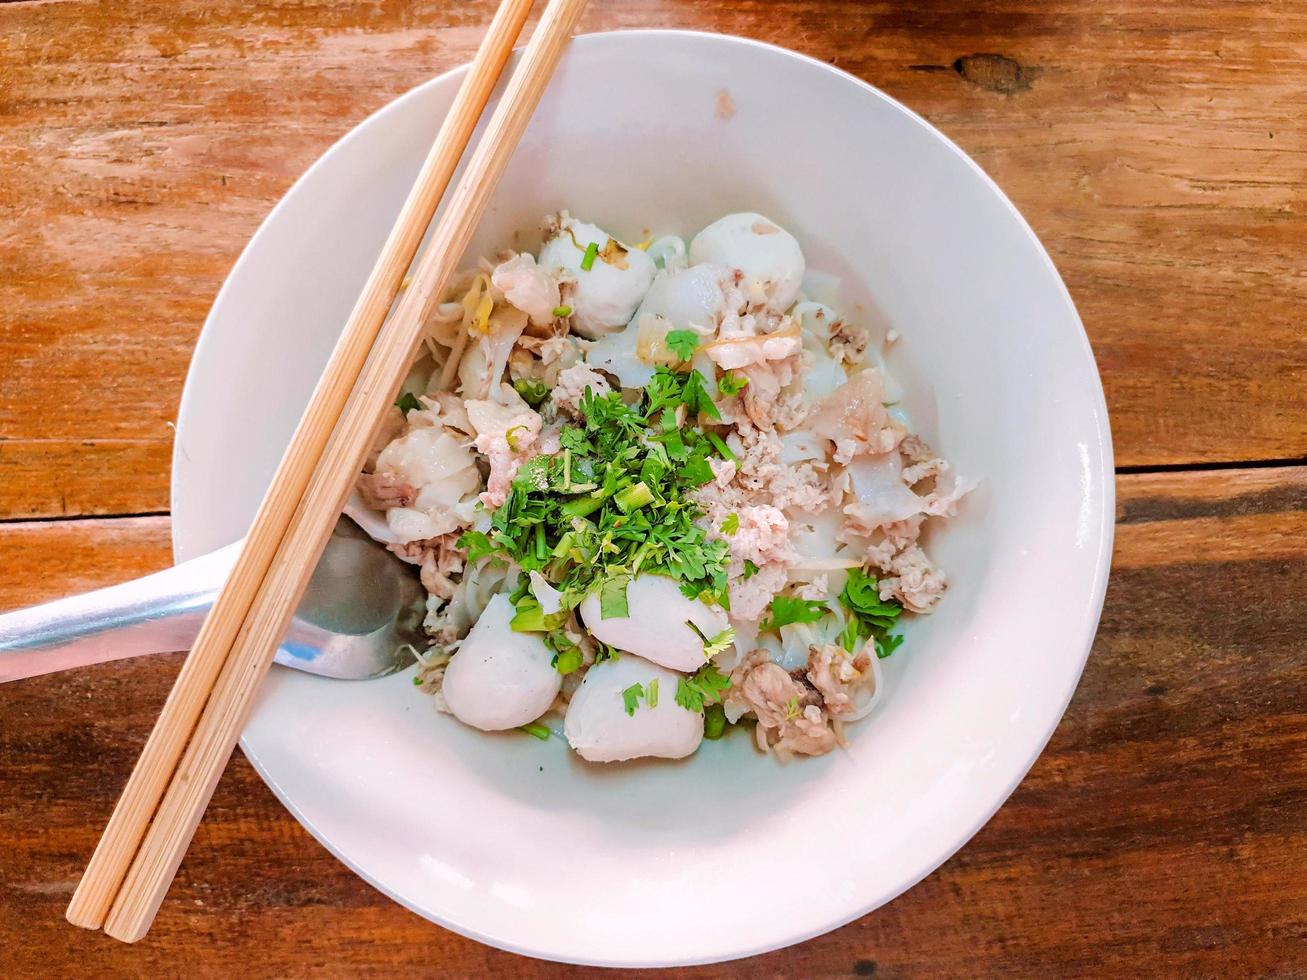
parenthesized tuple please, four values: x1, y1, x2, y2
(0, 517, 425, 684)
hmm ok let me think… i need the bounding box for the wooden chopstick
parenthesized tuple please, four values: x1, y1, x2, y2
(66, 0, 537, 935)
(97, 0, 591, 943)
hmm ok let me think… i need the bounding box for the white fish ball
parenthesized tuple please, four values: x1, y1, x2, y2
(539, 218, 655, 339)
(579, 574, 730, 673)
(689, 212, 805, 311)
(442, 594, 562, 731)
(564, 655, 703, 762)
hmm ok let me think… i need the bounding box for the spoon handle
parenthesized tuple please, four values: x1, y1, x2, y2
(0, 545, 236, 683)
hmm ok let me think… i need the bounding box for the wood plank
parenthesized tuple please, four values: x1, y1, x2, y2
(0, 468, 1302, 976)
(0, 440, 171, 522)
(0, 516, 172, 608)
(2, 2, 1305, 519)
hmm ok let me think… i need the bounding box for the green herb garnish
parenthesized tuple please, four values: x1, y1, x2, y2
(554, 644, 584, 674)
(580, 241, 599, 271)
(394, 391, 422, 414)
(687, 620, 736, 660)
(552, 305, 573, 317)
(543, 629, 585, 675)
(519, 722, 551, 740)
(720, 512, 739, 535)
(838, 568, 905, 658)
(875, 632, 906, 659)
(680, 369, 722, 422)
(703, 703, 727, 739)
(674, 663, 731, 713)
(742, 559, 759, 580)
(717, 371, 748, 396)
(706, 431, 736, 463)
(509, 595, 567, 633)
(459, 530, 496, 563)
(600, 576, 630, 619)
(458, 366, 733, 618)
(614, 481, 654, 513)
(513, 378, 549, 408)
(702, 625, 735, 659)
(647, 678, 659, 709)
(621, 682, 646, 716)
(760, 595, 827, 632)
(664, 329, 699, 361)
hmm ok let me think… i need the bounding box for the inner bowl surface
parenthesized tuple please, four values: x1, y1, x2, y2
(172, 30, 1113, 967)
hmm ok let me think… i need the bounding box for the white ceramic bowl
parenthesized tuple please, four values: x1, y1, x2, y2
(172, 30, 1113, 967)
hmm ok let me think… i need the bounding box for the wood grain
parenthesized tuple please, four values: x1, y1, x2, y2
(2, 1, 1306, 520)
(68, 0, 540, 936)
(0, 516, 173, 609)
(1, 469, 1303, 977)
(95, 0, 592, 942)
(1, 0, 1304, 975)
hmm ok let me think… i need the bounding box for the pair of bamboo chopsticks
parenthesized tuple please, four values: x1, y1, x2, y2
(67, 0, 589, 943)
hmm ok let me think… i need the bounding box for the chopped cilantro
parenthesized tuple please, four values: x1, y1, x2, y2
(664, 329, 699, 361)
(681, 369, 722, 421)
(703, 625, 735, 659)
(784, 695, 800, 720)
(716, 371, 748, 397)
(543, 630, 584, 674)
(742, 559, 759, 580)
(647, 678, 659, 709)
(466, 366, 733, 637)
(621, 682, 645, 716)
(580, 241, 599, 271)
(558, 426, 590, 453)
(509, 595, 566, 633)
(838, 616, 862, 654)
(552, 304, 572, 317)
(875, 632, 906, 659)
(513, 378, 549, 408)
(760, 595, 827, 632)
(840, 568, 901, 624)
(600, 576, 630, 619)
(411, 675, 422, 687)
(838, 568, 906, 658)
(687, 620, 736, 660)
(457, 530, 496, 562)
(394, 391, 422, 414)
(519, 722, 551, 740)
(554, 644, 583, 674)
(720, 512, 739, 535)
(508, 575, 532, 605)
(681, 454, 715, 487)
(674, 663, 731, 713)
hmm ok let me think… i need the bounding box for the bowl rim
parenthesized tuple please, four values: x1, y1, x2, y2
(172, 27, 1115, 966)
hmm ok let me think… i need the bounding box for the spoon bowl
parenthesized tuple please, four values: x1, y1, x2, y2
(0, 517, 424, 684)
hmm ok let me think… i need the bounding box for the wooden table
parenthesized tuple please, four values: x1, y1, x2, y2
(2, 2, 1304, 976)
